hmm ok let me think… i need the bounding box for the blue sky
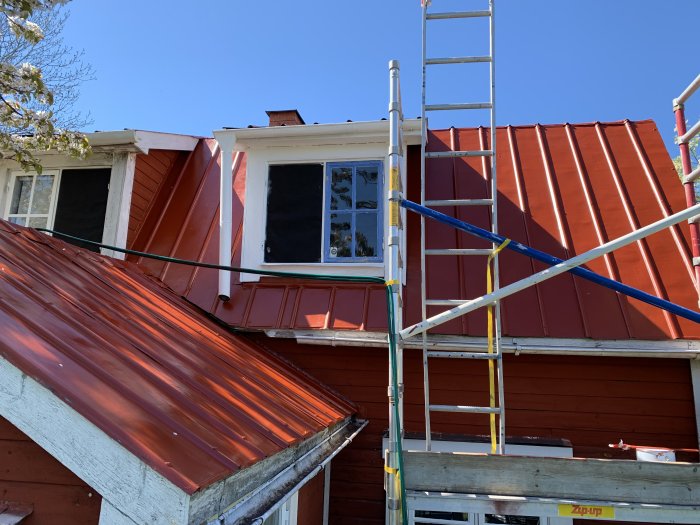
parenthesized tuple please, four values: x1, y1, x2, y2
(61, 1, 699, 153)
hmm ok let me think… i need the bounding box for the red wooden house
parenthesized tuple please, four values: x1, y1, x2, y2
(0, 110, 699, 524)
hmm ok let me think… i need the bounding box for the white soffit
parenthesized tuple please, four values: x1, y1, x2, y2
(87, 130, 200, 154)
(214, 119, 423, 150)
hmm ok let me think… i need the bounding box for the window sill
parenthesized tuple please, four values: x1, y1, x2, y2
(240, 262, 385, 283)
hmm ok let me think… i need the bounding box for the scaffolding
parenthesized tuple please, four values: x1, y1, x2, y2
(384, 4, 700, 524)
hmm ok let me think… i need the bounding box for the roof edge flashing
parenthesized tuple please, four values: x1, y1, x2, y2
(213, 119, 422, 150)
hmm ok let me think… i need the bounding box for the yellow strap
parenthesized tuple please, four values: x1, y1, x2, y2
(384, 464, 403, 521)
(385, 279, 400, 286)
(486, 238, 510, 454)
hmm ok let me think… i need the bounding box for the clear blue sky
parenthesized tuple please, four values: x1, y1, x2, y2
(61, 0, 699, 153)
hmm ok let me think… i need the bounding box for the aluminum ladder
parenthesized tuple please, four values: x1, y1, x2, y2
(419, 0, 506, 454)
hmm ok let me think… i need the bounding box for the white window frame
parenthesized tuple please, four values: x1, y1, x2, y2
(4, 169, 61, 229)
(240, 142, 402, 282)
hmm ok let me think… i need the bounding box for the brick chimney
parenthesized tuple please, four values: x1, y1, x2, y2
(266, 109, 305, 127)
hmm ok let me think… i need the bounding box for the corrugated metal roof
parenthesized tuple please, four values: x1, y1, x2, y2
(0, 222, 355, 494)
(132, 120, 700, 340)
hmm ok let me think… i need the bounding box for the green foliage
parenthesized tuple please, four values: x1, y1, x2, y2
(0, 0, 89, 173)
(673, 123, 700, 202)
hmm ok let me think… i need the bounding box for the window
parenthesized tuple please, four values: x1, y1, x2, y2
(4, 168, 111, 252)
(264, 160, 383, 264)
(264, 491, 298, 525)
(6, 172, 59, 229)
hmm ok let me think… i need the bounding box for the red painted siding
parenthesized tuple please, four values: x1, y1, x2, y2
(127, 149, 188, 251)
(297, 470, 324, 525)
(0, 417, 101, 525)
(254, 335, 699, 525)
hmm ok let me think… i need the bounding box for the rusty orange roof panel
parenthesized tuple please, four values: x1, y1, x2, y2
(132, 120, 700, 340)
(0, 223, 355, 493)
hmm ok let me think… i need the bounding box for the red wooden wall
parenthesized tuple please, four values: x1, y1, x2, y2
(252, 335, 699, 525)
(127, 149, 188, 250)
(297, 470, 324, 525)
(0, 417, 101, 525)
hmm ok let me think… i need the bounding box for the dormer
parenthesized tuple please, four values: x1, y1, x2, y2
(214, 114, 421, 296)
(0, 130, 198, 257)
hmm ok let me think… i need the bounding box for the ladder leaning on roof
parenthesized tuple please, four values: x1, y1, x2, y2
(419, 0, 506, 454)
(673, 74, 700, 306)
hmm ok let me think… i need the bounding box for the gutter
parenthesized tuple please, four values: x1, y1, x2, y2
(264, 329, 700, 359)
(209, 418, 367, 525)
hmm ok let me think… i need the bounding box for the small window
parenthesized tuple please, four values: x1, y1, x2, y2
(4, 168, 111, 252)
(263, 160, 383, 264)
(6, 172, 59, 229)
(326, 161, 382, 262)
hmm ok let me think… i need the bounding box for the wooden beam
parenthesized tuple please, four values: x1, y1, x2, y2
(403, 452, 700, 506)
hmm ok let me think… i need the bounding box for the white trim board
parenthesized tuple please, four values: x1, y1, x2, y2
(0, 355, 190, 525)
(0, 354, 363, 525)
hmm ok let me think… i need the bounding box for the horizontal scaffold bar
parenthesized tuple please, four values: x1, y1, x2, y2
(400, 199, 700, 338)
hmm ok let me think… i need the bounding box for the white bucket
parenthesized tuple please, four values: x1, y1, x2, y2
(635, 447, 676, 462)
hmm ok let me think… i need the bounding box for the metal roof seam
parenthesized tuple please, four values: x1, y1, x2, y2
(594, 123, 680, 339)
(505, 126, 549, 335)
(624, 120, 695, 283)
(563, 124, 632, 338)
(160, 143, 221, 282)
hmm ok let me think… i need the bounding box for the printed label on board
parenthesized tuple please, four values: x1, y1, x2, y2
(558, 504, 615, 519)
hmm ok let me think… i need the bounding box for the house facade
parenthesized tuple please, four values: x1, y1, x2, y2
(0, 112, 699, 524)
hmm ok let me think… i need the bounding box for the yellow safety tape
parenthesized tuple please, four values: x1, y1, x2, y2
(486, 238, 510, 454)
(390, 166, 400, 192)
(389, 201, 400, 227)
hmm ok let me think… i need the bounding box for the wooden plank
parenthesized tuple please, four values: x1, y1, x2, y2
(403, 452, 700, 505)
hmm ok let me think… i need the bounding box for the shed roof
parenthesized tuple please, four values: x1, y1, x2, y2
(0, 222, 355, 493)
(131, 120, 699, 340)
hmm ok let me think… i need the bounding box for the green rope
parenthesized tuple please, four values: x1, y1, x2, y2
(35, 228, 384, 284)
(35, 227, 408, 523)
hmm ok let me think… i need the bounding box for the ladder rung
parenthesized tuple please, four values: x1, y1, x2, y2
(424, 198, 493, 206)
(425, 102, 492, 111)
(683, 165, 700, 184)
(426, 56, 492, 65)
(425, 249, 493, 256)
(426, 10, 491, 20)
(430, 404, 501, 414)
(425, 150, 493, 159)
(427, 351, 500, 359)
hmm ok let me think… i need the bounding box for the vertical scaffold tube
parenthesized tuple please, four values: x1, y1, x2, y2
(387, 59, 407, 525)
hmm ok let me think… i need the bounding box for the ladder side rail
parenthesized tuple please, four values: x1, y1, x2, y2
(673, 79, 700, 304)
(488, 0, 506, 456)
(420, 0, 432, 453)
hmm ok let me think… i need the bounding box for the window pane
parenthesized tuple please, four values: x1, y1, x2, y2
(10, 176, 33, 214)
(329, 213, 352, 258)
(485, 515, 540, 525)
(330, 167, 353, 210)
(356, 166, 378, 209)
(265, 164, 323, 263)
(8, 216, 26, 226)
(27, 217, 48, 229)
(30, 175, 55, 214)
(355, 214, 377, 258)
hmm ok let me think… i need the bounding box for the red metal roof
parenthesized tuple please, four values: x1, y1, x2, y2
(0, 222, 355, 494)
(131, 121, 700, 340)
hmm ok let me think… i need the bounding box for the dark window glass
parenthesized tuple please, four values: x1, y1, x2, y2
(265, 164, 323, 263)
(52, 168, 111, 252)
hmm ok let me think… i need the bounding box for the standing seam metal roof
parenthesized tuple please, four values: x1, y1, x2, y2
(131, 121, 699, 340)
(0, 222, 355, 493)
